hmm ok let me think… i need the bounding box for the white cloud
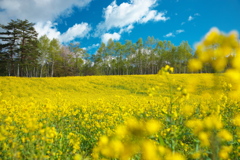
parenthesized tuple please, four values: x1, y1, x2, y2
(154, 12, 169, 21)
(140, 10, 158, 23)
(96, 0, 169, 36)
(194, 13, 200, 16)
(164, 32, 175, 38)
(0, 0, 93, 44)
(164, 29, 184, 38)
(91, 43, 100, 48)
(181, 13, 200, 25)
(188, 16, 194, 21)
(101, 32, 121, 44)
(34, 21, 61, 40)
(60, 23, 91, 43)
(119, 24, 134, 34)
(34, 21, 91, 43)
(187, 13, 200, 22)
(176, 29, 184, 34)
(140, 10, 169, 23)
(0, 0, 93, 24)
(86, 43, 100, 50)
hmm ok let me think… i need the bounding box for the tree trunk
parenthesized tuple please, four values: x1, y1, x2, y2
(40, 65, 44, 77)
(51, 62, 54, 77)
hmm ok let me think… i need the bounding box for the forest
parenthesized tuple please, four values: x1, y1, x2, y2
(0, 19, 213, 77)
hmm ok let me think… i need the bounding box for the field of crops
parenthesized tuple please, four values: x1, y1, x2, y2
(0, 71, 240, 160)
(1, 29, 240, 160)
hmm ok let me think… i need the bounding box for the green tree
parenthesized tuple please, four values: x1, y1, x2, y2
(93, 43, 105, 74)
(37, 35, 50, 77)
(0, 19, 38, 76)
(123, 40, 135, 75)
(114, 41, 124, 75)
(49, 38, 61, 77)
(144, 36, 157, 74)
(68, 42, 85, 76)
(177, 41, 193, 73)
(135, 38, 144, 74)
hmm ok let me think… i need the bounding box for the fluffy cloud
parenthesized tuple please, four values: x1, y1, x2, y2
(181, 13, 200, 25)
(101, 32, 121, 44)
(0, 0, 92, 24)
(140, 10, 169, 23)
(34, 21, 61, 40)
(85, 43, 100, 51)
(164, 29, 184, 38)
(60, 23, 91, 43)
(187, 13, 200, 22)
(188, 16, 194, 21)
(35, 21, 91, 43)
(176, 29, 184, 34)
(164, 32, 175, 38)
(0, 0, 93, 43)
(96, 0, 169, 37)
(119, 24, 134, 34)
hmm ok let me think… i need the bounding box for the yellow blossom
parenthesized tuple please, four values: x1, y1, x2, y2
(217, 129, 233, 141)
(145, 120, 161, 134)
(191, 152, 201, 159)
(219, 146, 233, 159)
(188, 59, 202, 72)
(142, 140, 158, 160)
(198, 131, 210, 146)
(165, 153, 186, 160)
(181, 105, 194, 117)
(233, 114, 240, 126)
(203, 27, 220, 45)
(203, 115, 223, 130)
(73, 154, 82, 160)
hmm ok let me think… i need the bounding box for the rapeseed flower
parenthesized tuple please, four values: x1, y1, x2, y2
(145, 119, 161, 135)
(218, 146, 233, 159)
(198, 131, 210, 146)
(217, 129, 233, 141)
(232, 114, 240, 126)
(1, 65, 240, 159)
(188, 59, 202, 72)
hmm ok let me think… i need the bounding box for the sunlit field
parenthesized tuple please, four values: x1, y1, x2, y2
(0, 72, 240, 160)
(1, 29, 240, 160)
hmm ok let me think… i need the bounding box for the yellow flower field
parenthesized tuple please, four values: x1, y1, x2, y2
(0, 28, 240, 159)
(0, 72, 239, 159)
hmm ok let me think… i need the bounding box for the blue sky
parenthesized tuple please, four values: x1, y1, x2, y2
(0, 0, 239, 54)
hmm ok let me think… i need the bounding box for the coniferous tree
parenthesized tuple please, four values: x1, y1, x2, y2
(0, 19, 38, 76)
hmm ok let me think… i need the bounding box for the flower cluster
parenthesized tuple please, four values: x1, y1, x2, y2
(188, 27, 239, 73)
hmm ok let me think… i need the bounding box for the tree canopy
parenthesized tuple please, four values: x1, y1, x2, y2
(0, 19, 200, 77)
(0, 19, 38, 76)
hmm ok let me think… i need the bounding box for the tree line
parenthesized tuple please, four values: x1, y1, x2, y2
(0, 19, 212, 77)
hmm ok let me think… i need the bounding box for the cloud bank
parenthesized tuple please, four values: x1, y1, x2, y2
(0, 0, 92, 24)
(35, 21, 91, 43)
(96, 0, 169, 43)
(60, 23, 91, 43)
(0, 0, 171, 44)
(101, 33, 121, 44)
(0, 0, 93, 43)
